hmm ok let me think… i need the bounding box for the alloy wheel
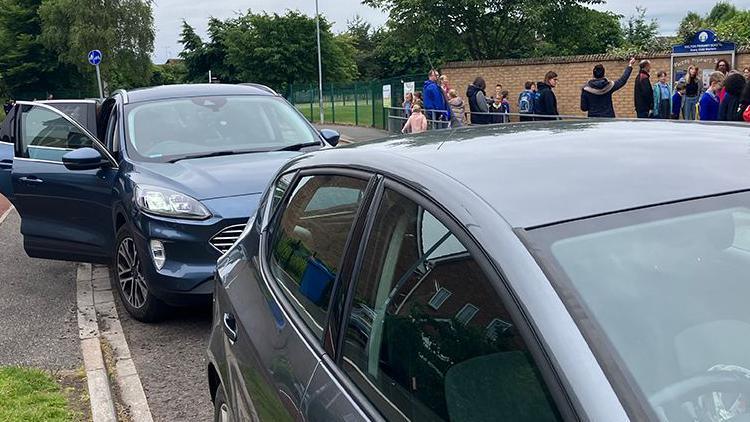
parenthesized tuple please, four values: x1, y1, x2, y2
(117, 237, 149, 309)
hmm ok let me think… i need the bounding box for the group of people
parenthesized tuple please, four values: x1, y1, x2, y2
(634, 59, 750, 122)
(401, 59, 750, 133)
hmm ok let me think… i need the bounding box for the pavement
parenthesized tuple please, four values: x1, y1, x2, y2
(0, 209, 81, 369)
(316, 124, 389, 144)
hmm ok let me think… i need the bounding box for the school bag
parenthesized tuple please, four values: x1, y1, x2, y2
(519, 91, 534, 114)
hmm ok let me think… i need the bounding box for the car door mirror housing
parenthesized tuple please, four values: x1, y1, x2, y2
(320, 129, 340, 147)
(62, 147, 105, 171)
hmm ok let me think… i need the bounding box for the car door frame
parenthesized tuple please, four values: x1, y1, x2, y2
(254, 166, 381, 415)
(11, 100, 120, 263)
(318, 174, 582, 421)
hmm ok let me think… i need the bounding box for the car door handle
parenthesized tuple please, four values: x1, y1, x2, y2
(223, 313, 238, 343)
(18, 176, 43, 184)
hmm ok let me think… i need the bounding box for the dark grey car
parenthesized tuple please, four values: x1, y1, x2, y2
(207, 120, 750, 422)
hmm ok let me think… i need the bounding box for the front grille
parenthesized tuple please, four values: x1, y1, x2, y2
(209, 224, 246, 253)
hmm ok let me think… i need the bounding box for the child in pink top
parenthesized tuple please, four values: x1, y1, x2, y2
(402, 105, 428, 134)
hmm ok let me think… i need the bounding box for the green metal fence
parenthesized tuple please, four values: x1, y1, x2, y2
(287, 74, 425, 129)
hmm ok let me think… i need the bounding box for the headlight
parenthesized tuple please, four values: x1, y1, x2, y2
(134, 185, 211, 220)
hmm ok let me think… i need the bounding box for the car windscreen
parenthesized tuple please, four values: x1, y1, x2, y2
(123, 95, 318, 163)
(523, 192, 750, 421)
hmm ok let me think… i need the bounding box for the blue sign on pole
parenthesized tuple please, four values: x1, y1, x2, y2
(88, 50, 102, 66)
(672, 30, 736, 54)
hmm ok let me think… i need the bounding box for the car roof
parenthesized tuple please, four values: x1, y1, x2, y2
(123, 84, 276, 104)
(299, 120, 750, 228)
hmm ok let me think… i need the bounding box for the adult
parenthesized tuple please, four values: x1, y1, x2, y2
(518, 81, 536, 121)
(652, 71, 672, 119)
(744, 67, 750, 80)
(634, 60, 654, 118)
(580, 58, 636, 118)
(716, 59, 731, 102)
(683, 65, 701, 120)
(536, 71, 559, 120)
(698, 71, 725, 121)
(423, 70, 450, 123)
(439, 75, 451, 94)
(741, 82, 750, 122)
(718, 72, 746, 121)
(466, 77, 490, 125)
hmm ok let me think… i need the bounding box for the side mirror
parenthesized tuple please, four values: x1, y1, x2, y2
(320, 129, 340, 147)
(62, 147, 105, 171)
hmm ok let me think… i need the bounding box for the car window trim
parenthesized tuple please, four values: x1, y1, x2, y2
(330, 175, 579, 422)
(262, 167, 379, 357)
(14, 100, 118, 168)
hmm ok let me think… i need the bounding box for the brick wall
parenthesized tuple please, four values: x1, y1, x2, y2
(442, 49, 750, 118)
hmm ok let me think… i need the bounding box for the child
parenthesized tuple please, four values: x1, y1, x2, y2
(403, 92, 413, 118)
(698, 71, 725, 121)
(652, 71, 671, 119)
(671, 81, 685, 120)
(447, 89, 466, 128)
(500, 90, 511, 123)
(402, 105, 428, 134)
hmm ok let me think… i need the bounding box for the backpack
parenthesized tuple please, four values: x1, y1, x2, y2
(519, 91, 534, 114)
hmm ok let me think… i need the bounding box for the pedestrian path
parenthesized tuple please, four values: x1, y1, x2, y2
(315, 124, 389, 144)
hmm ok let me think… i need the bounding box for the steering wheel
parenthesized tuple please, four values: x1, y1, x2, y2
(650, 365, 750, 422)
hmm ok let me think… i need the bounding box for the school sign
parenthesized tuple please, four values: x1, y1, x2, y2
(671, 30, 736, 84)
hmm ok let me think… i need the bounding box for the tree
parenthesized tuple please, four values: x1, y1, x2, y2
(622, 7, 659, 49)
(677, 2, 747, 44)
(361, 0, 617, 66)
(179, 11, 358, 91)
(535, 5, 624, 56)
(39, 0, 155, 90)
(0, 0, 85, 99)
(149, 61, 188, 86)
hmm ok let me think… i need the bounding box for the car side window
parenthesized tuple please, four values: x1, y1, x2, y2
(269, 174, 369, 340)
(341, 188, 561, 421)
(19, 105, 94, 162)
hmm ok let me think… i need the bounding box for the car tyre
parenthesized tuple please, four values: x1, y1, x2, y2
(112, 225, 167, 323)
(214, 385, 232, 422)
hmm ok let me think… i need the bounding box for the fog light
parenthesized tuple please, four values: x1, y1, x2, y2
(150, 240, 166, 270)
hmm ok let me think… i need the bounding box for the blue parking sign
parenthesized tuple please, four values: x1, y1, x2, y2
(88, 50, 102, 66)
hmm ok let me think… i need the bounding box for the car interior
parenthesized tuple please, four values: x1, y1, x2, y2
(550, 207, 750, 421)
(343, 189, 560, 421)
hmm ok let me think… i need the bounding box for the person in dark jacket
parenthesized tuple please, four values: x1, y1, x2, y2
(718, 72, 746, 121)
(580, 58, 636, 118)
(634, 60, 654, 118)
(466, 77, 490, 125)
(423, 69, 450, 123)
(536, 71, 559, 120)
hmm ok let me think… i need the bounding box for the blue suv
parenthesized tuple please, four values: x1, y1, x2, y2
(0, 84, 338, 322)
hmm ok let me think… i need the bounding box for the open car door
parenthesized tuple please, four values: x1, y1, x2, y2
(10, 101, 118, 263)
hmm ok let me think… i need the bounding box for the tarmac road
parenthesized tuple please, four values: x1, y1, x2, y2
(0, 210, 81, 370)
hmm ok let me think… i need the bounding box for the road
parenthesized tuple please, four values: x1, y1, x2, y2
(115, 294, 214, 421)
(0, 209, 81, 370)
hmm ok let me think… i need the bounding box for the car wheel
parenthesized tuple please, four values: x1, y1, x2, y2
(214, 385, 232, 422)
(112, 225, 167, 323)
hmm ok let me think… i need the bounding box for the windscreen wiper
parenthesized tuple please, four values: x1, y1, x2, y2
(168, 149, 262, 163)
(273, 142, 321, 152)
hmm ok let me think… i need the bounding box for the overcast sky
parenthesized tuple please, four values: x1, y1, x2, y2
(152, 0, 750, 63)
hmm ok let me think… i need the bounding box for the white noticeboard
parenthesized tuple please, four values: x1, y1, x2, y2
(382, 85, 392, 104)
(404, 82, 415, 95)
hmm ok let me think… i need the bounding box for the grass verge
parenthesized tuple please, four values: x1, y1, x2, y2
(0, 366, 86, 422)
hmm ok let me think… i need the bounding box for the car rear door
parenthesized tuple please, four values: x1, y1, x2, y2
(10, 101, 118, 263)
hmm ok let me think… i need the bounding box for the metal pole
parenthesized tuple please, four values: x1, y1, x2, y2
(95, 64, 104, 99)
(315, 0, 324, 124)
(208, 70, 212, 84)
